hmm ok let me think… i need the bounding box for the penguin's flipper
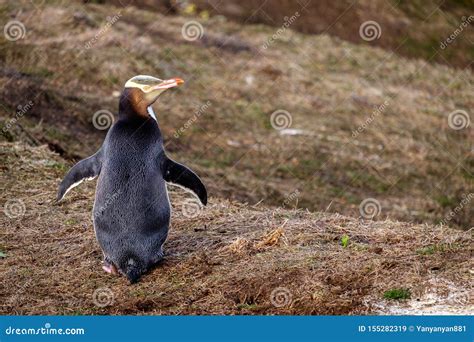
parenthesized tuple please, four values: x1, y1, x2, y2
(57, 149, 102, 202)
(163, 157, 207, 205)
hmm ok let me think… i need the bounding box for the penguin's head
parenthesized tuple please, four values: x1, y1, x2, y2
(120, 75, 184, 119)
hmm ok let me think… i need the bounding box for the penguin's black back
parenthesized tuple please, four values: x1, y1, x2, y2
(93, 118, 170, 281)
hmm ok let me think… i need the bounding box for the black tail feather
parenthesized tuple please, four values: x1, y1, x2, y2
(120, 255, 144, 284)
(125, 265, 142, 284)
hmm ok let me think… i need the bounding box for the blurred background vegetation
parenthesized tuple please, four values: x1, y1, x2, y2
(1, 0, 472, 229)
(107, 0, 474, 68)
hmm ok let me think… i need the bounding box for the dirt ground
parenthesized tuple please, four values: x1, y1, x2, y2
(1, 143, 472, 315)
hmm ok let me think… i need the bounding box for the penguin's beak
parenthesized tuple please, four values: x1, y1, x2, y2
(152, 78, 185, 91)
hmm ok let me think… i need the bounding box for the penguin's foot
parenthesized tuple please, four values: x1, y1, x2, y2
(102, 261, 118, 275)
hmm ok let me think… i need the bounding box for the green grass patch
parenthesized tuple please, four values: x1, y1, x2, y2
(435, 195, 456, 208)
(237, 303, 259, 310)
(416, 243, 461, 255)
(341, 235, 349, 248)
(383, 288, 411, 300)
(47, 162, 68, 171)
(416, 244, 449, 255)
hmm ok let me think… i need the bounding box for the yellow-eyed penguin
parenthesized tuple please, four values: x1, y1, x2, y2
(57, 75, 207, 283)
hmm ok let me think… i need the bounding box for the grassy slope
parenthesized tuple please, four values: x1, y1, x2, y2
(0, 2, 472, 229)
(0, 142, 472, 315)
(192, 0, 474, 69)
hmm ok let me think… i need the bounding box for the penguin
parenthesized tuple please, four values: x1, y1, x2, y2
(57, 75, 207, 283)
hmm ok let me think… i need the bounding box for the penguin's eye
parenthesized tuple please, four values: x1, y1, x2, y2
(142, 85, 151, 92)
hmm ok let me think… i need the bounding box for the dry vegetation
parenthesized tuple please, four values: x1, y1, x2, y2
(193, 0, 474, 69)
(0, 1, 472, 229)
(0, 142, 472, 314)
(0, 1, 473, 315)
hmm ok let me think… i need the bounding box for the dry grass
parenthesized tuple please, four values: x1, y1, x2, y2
(0, 1, 472, 229)
(192, 0, 474, 69)
(1, 142, 472, 315)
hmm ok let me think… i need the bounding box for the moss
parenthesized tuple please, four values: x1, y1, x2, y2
(416, 245, 439, 255)
(416, 243, 461, 255)
(242, 103, 266, 129)
(344, 168, 391, 194)
(383, 288, 411, 300)
(25, 67, 53, 78)
(47, 162, 68, 171)
(46, 127, 69, 141)
(435, 195, 456, 208)
(237, 303, 259, 310)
